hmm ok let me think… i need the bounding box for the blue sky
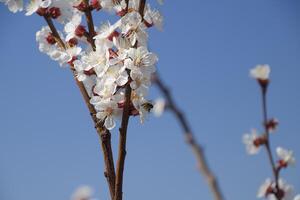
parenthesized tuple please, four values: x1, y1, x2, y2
(0, 0, 300, 200)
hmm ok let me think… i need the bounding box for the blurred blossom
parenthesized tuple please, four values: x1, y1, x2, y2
(294, 194, 300, 200)
(153, 98, 165, 117)
(250, 64, 271, 80)
(276, 147, 296, 167)
(71, 185, 93, 200)
(243, 129, 265, 155)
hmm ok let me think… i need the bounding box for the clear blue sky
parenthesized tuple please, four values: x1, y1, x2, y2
(0, 0, 299, 200)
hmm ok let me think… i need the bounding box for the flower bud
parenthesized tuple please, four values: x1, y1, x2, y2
(278, 159, 288, 169)
(75, 25, 87, 37)
(265, 118, 279, 132)
(108, 31, 120, 41)
(68, 38, 78, 47)
(46, 33, 56, 45)
(253, 137, 267, 147)
(116, 9, 127, 17)
(74, 2, 88, 12)
(91, 0, 101, 11)
(49, 7, 61, 19)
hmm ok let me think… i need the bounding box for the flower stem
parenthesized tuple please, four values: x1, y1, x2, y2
(114, 83, 132, 200)
(260, 85, 281, 200)
(83, 0, 96, 50)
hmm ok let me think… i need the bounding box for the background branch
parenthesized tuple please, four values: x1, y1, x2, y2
(153, 73, 224, 200)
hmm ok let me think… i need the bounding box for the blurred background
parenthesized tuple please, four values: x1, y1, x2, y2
(0, 0, 300, 200)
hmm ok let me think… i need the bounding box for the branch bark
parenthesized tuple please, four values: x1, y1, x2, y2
(43, 16, 116, 200)
(114, 83, 132, 200)
(260, 85, 281, 200)
(153, 73, 224, 200)
(83, 0, 96, 50)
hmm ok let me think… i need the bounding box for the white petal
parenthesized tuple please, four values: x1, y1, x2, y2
(40, 0, 51, 8)
(105, 116, 116, 130)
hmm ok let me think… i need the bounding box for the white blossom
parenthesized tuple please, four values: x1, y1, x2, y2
(242, 129, 262, 155)
(50, 0, 75, 24)
(153, 98, 165, 117)
(250, 64, 271, 80)
(257, 179, 294, 200)
(257, 178, 272, 199)
(120, 11, 148, 46)
(93, 99, 119, 130)
(25, 0, 51, 16)
(0, 0, 23, 13)
(144, 5, 164, 30)
(71, 185, 93, 200)
(294, 195, 300, 200)
(64, 13, 83, 41)
(276, 147, 296, 166)
(277, 179, 294, 200)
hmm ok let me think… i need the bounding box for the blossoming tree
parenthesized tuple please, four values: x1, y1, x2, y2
(0, 1, 299, 200)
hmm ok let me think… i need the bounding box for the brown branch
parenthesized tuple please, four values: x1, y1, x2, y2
(83, 0, 96, 50)
(260, 84, 281, 200)
(114, 83, 132, 200)
(138, 0, 146, 17)
(44, 16, 66, 49)
(43, 16, 116, 200)
(153, 73, 224, 200)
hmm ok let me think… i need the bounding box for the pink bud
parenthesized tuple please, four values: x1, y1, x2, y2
(117, 9, 127, 17)
(91, 0, 101, 11)
(107, 31, 120, 41)
(75, 25, 87, 37)
(74, 2, 88, 12)
(68, 38, 78, 47)
(46, 34, 56, 45)
(49, 7, 61, 19)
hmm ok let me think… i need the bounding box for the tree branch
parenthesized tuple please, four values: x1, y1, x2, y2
(114, 83, 132, 200)
(43, 16, 116, 200)
(83, 0, 96, 50)
(260, 85, 281, 200)
(153, 73, 224, 200)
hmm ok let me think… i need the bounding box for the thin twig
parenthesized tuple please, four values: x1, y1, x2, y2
(153, 73, 224, 200)
(260, 85, 281, 200)
(114, 83, 132, 200)
(83, 0, 96, 50)
(43, 16, 116, 200)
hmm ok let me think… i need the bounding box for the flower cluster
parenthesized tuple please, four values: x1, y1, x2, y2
(2, 0, 163, 130)
(243, 65, 298, 200)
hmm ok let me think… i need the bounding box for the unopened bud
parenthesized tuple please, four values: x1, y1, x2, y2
(49, 7, 61, 19)
(91, 0, 101, 11)
(75, 25, 87, 37)
(46, 33, 56, 45)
